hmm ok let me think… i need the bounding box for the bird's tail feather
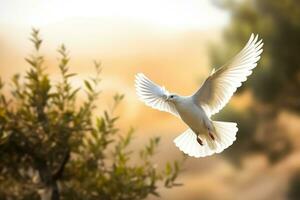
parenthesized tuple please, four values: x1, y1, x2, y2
(212, 121, 238, 153)
(173, 121, 238, 158)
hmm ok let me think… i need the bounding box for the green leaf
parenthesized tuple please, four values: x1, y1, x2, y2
(65, 73, 77, 78)
(69, 88, 80, 99)
(84, 80, 93, 92)
(165, 162, 172, 176)
(25, 58, 36, 67)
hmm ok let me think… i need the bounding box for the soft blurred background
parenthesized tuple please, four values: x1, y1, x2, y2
(1, 0, 300, 199)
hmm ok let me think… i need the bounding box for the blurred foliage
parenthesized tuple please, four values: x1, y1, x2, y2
(211, 0, 300, 163)
(212, 0, 300, 111)
(288, 171, 300, 200)
(0, 29, 183, 200)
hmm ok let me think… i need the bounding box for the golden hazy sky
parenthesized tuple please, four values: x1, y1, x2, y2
(0, 0, 229, 29)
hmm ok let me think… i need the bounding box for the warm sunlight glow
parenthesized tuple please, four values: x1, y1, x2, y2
(1, 0, 229, 30)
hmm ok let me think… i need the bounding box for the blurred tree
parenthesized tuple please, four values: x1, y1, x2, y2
(0, 29, 183, 200)
(287, 171, 300, 200)
(211, 0, 300, 163)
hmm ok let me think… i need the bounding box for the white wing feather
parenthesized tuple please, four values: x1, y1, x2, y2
(135, 73, 179, 117)
(193, 34, 263, 117)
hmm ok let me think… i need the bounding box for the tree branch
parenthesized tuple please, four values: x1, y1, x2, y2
(52, 148, 70, 181)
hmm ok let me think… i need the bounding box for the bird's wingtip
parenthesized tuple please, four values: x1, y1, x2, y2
(135, 72, 146, 78)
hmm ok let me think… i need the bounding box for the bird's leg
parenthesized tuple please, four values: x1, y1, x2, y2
(209, 132, 215, 140)
(195, 132, 203, 146)
(197, 137, 203, 146)
(208, 128, 215, 140)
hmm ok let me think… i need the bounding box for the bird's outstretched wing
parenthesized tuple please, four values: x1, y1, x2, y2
(135, 73, 179, 117)
(192, 34, 263, 117)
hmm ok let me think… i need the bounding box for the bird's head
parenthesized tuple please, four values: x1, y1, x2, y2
(166, 94, 180, 103)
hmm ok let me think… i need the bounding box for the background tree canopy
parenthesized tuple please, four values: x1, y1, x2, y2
(0, 29, 183, 200)
(212, 0, 300, 164)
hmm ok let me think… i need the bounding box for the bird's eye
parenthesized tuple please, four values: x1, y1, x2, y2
(170, 95, 174, 98)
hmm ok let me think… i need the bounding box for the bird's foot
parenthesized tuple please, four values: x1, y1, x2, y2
(197, 137, 203, 146)
(209, 132, 215, 140)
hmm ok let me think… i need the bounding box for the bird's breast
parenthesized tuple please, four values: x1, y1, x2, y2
(175, 100, 206, 133)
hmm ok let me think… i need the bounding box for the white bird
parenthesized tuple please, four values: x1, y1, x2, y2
(135, 34, 263, 158)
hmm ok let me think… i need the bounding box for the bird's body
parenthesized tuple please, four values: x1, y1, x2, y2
(173, 96, 211, 137)
(135, 34, 263, 157)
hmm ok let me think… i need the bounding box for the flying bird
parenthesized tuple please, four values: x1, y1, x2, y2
(135, 34, 263, 158)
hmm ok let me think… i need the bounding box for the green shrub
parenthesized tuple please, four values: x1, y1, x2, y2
(0, 29, 183, 200)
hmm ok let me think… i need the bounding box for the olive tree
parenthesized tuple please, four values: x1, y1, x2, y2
(0, 29, 183, 200)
